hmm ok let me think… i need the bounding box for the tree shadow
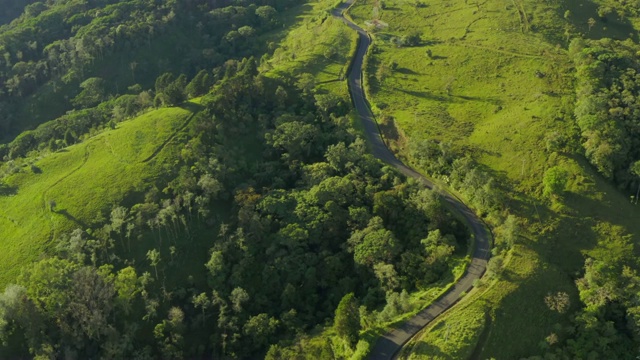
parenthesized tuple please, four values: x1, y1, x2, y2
(469, 312, 492, 360)
(0, 183, 17, 196)
(178, 101, 204, 113)
(453, 94, 502, 106)
(30, 164, 42, 174)
(394, 87, 450, 102)
(54, 209, 90, 230)
(393, 87, 503, 107)
(395, 67, 420, 75)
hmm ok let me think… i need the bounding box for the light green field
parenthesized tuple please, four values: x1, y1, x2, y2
(346, 0, 640, 358)
(0, 102, 200, 287)
(265, 0, 358, 99)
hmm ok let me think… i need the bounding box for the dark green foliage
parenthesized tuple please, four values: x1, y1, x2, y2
(0, 61, 466, 359)
(543, 166, 568, 197)
(334, 293, 361, 346)
(71, 77, 106, 109)
(541, 225, 640, 359)
(0, 0, 288, 142)
(570, 38, 640, 190)
(185, 70, 213, 98)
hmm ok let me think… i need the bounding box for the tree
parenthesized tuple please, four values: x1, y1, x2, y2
(255, 6, 277, 27)
(147, 249, 161, 279)
(154, 307, 185, 359)
(129, 61, 138, 81)
(373, 263, 399, 292)
(499, 214, 519, 250)
(192, 292, 211, 327)
(587, 17, 596, 32)
(185, 70, 212, 98)
(110, 205, 130, 248)
(543, 166, 568, 197)
(243, 313, 279, 352)
(114, 266, 139, 313)
(630, 160, 640, 204)
(421, 229, 455, 265)
(334, 293, 360, 347)
(230, 287, 249, 313)
(295, 73, 315, 95)
(266, 121, 320, 161)
(544, 292, 570, 314)
(71, 77, 106, 108)
(349, 217, 400, 267)
(164, 74, 187, 106)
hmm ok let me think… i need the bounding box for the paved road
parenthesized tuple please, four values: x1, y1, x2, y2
(332, 2, 492, 359)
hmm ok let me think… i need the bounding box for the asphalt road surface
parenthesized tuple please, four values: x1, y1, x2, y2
(331, 2, 492, 359)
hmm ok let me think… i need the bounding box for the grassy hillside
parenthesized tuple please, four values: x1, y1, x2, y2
(345, 0, 640, 358)
(0, 102, 200, 287)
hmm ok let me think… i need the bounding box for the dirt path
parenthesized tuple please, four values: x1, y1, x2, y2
(332, 2, 492, 359)
(141, 109, 199, 163)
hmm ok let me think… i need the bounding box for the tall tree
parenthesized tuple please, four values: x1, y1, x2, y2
(334, 293, 360, 347)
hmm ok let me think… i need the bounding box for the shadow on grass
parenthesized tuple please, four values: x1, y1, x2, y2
(392, 87, 503, 106)
(483, 270, 576, 358)
(0, 183, 17, 196)
(55, 209, 90, 230)
(407, 332, 450, 358)
(396, 67, 420, 75)
(469, 312, 492, 360)
(178, 101, 204, 113)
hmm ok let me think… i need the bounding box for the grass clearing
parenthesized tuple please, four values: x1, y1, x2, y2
(0, 101, 201, 288)
(264, 0, 358, 99)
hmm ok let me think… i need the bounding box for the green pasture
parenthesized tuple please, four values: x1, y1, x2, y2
(0, 102, 200, 288)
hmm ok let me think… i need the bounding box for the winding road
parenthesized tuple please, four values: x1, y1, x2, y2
(331, 2, 492, 359)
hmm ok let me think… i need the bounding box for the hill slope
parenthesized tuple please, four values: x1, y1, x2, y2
(343, 0, 640, 358)
(0, 102, 199, 286)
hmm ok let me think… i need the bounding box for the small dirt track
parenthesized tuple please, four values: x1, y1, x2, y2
(332, 2, 492, 359)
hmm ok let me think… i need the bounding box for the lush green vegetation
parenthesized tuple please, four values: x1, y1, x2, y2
(0, 0, 289, 142)
(0, 0, 478, 357)
(0, 103, 198, 287)
(344, 0, 640, 358)
(3, 0, 640, 358)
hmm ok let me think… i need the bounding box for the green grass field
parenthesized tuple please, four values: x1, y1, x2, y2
(265, 0, 358, 99)
(0, 101, 201, 288)
(344, 0, 640, 358)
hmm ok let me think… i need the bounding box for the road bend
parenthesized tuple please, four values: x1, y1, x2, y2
(331, 2, 492, 359)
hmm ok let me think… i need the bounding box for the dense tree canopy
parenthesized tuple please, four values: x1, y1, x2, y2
(0, 57, 467, 358)
(570, 38, 640, 192)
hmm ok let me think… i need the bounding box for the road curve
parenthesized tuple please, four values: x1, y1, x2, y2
(331, 2, 492, 359)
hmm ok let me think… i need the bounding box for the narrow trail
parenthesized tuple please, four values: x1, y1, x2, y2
(141, 109, 199, 163)
(332, 2, 492, 359)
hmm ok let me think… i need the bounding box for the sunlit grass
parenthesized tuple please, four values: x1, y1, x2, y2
(0, 103, 198, 287)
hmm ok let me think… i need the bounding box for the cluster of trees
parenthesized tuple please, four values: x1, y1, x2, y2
(0, 0, 286, 141)
(0, 63, 228, 160)
(408, 139, 503, 216)
(0, 58, 467, 358)
(570, 38, 640, 194)
(595, 0, 640, 20)
(535, 224, 640, 359)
